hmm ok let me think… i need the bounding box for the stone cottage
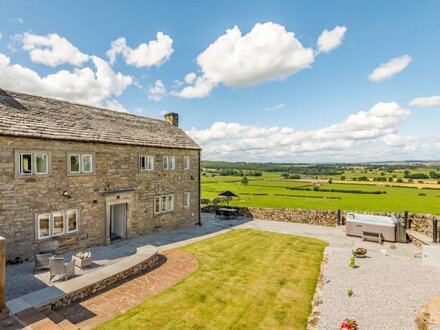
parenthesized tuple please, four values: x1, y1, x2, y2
(0, 89, 201, 261)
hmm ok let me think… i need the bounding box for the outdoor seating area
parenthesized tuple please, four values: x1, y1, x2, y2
(33, 251, 93, 283)
(215, 207, 239, 220)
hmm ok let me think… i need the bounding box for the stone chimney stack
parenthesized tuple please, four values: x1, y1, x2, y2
(164, 112, 179, 127)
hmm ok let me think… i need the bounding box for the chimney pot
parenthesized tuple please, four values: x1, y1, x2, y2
(164, 112, 179, 127)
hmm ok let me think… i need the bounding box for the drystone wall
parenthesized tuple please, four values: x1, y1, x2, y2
(201, 205, 440, 241)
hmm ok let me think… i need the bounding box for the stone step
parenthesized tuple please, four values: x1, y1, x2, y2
(16, 307, 60, 330)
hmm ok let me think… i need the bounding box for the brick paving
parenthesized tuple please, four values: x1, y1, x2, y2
(17, 249, 198, 329)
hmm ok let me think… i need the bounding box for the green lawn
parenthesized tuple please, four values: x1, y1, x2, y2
(96, 230, 327, 330)
(202, 172, 440, 214)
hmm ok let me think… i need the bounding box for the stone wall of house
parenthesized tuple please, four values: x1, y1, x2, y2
(0, 136, 200, 261)
(201, 206, 440, 240)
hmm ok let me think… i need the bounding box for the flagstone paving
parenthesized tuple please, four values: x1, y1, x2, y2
(18, 249, 198, 329)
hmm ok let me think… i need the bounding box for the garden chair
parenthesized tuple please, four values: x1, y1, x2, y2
(215, 208, 223, 219)
(49, 257, 75, 283)
(33, 253, 53, 273)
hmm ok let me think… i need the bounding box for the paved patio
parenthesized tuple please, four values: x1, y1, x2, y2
(6, 213, 434, 329)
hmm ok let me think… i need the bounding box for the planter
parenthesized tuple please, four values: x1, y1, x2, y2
(352, 248, 367, 258)
(74, 255, 92, 269)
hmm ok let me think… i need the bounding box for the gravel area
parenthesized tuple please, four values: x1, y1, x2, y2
(316, 246, 440, 330)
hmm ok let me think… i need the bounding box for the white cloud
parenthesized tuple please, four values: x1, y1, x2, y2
(0, 33, 2, 41)
(103, 99, 127, 112)
(147, 80, 167, 101)
(172, 75, 214, 99)
(107, 33, 173, 68)
(368, 55, 412, 82)
(264, 103, 285, 112)
(317, 25, 347, 53)
(0, 53, 132, 106)
(10, 17, 24, 24)
(409, 96, 440, 107)
(174, 22, 347, 99)
(21, 32, 89, 67)
(174, 22, 318, 98)
(187, 102, 414, 161)
(184, 72, 197, 84)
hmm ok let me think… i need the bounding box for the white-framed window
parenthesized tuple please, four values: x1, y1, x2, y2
(183, 156, 190, 170)
(35, 153, 48, 175)
(18, 152, 49, 176)
(161, 196, 167, 212)
(154, 194, 175, 214)
(168, 194, 174, 211)
(82, 154, 93, 173)
(140, 155, 154, 171)
(163, 156, 175, 170)
(52, 211, 64, 236)
(37, 213, 50, 239)
(163, 156, 169, 170)
(154, 196, 161, 214)
(36, 209, 79, 240)
(69, 154, 81, 173)
(67, 209, 78, 233)
(184, 192, 190, 208)
(68, 153, 94, 174)
(19, 153, 33, 175)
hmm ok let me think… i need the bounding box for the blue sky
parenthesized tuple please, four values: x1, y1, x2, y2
(1, 1, 440, 162)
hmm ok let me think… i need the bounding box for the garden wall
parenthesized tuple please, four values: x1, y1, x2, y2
(201, 205, 440, 241)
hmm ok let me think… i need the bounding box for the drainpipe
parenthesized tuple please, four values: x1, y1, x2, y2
(198, 150, 202, 226)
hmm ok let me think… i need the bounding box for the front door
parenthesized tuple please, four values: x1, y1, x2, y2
(110, 203, 126, 241)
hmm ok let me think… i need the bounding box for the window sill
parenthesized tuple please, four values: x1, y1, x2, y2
(36, 231, 79, 242)
(67, 172, 96, 177)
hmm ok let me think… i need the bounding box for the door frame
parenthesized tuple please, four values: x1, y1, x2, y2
(104, 191, 134, 245)
(110, 203, 127, 241)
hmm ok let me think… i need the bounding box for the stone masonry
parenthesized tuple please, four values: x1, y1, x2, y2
(0, 136, 200, 261)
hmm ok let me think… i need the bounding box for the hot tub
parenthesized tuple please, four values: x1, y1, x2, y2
(345, 213, 398, 242)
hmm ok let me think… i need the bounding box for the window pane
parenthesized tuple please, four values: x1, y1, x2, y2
(163, 156, 169, 170)
(82, 155, 92, 172)
(147, 156, 154, 170)
(38, 214, 50, 239)
(168, 195, 174, 211)
(35, 154, 48, 174)
(184, 157, 189, 169)
(67, 210, 78, 232)
(170, 157, 175, 170)
(70, 155, 80, 172)
(140, 156, 146, 170)
(161, 196, 167, 212)
(155, 197, 161, 213)
(184, 192, 190, 208)
(53, 212, 64, 236)
(20, 153, 32, 174)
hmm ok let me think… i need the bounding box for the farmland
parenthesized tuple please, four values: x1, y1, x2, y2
(201, 164, 440, 215)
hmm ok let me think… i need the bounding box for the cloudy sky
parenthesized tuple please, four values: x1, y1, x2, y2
(1, 1, 440, 162)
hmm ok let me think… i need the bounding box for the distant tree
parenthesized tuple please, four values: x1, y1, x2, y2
(241, 176, 248, 185)
(407, 179, 414, 183)
(418, 180, 424, 184)
(438, 180, 440, 184)
(328, 178, 333, 184)
(289, 174, 301, 179)
(280, 174, 289, 179)
(388, 177, 393, 182)
(392, 174, 398, 178)
(340, 176, 346, 181)
(396, 178, 403, 183)
(403, 169, 411, 177)
(380, 172, 385, 176)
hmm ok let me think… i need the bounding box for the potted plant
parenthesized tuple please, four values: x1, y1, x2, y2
(340, 318, 359, 329)
(74, 251, 92, 269)
(352, 247, 367, 258)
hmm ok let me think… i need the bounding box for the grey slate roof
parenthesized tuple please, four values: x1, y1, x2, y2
(0, 89, 200, 150)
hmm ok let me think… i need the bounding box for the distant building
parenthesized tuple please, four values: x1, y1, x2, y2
(0, 89, 201, 260)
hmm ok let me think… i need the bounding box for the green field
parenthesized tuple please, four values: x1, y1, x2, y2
(202, 172, 440, 214)
(97, 230, 326, 329)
